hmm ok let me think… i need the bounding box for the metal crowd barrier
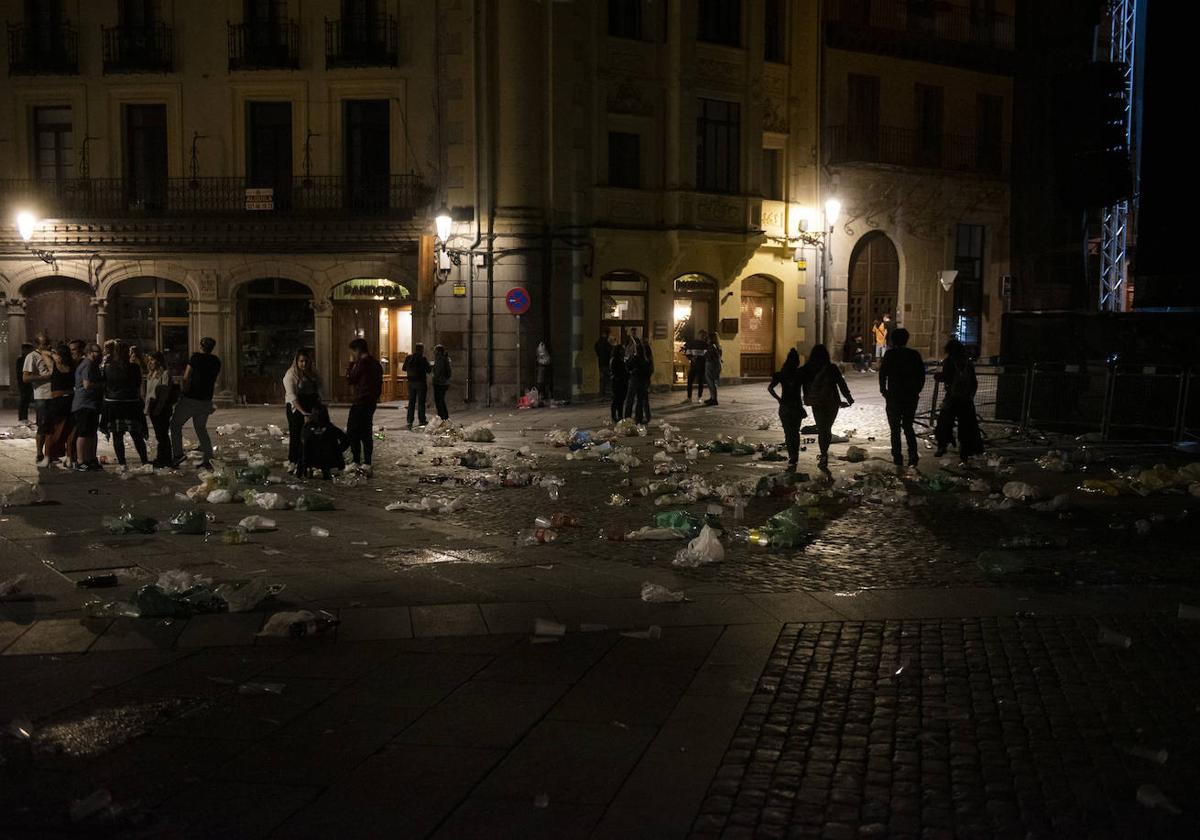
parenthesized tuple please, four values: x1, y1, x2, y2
(916, 361, 1194, 443)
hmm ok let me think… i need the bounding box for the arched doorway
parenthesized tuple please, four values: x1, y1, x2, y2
(109, 277, 190, 374)
(673, 274, 718, 384)
(600, 271, 648, 345)
(739, 275, 778, 378)
(846, 232, 899, 356)
(21, 277, 94, 345)
(331, 278, 414, 403)
(236, 278, 314, 403)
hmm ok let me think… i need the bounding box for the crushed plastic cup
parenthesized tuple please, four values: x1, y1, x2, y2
(533, 618, 566, 637)
(258, 609, 339, 638)
(1097, 626, 1132, 648)
(238, 515, 276, 532)
(310, 526, 330, 538)
(640, 582, 686, 603)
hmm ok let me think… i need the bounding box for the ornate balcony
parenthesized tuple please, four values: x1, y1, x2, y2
(6, 23, 78, 75)
(824, 125, 1009, 177)
(228, 21, 300, 71)
(325, 16, 398, 68)
(102, 24, 173, 73)
(825, 0, 1014, 74)
(0, 175, 431, 219)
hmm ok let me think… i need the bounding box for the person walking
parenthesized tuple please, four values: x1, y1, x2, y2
(346, 338, 384, 472)
(170, 336, 221, 470)
(703, 334, 723, 406)
(283, 348, 321, 473)
(403, 343, 431, 430)
(72, 343, 103, 471)
(768, 348, 807, 471)
(144, 351, 176, 467)
(609, 342, 629, 424)
(41, 344, 76, 465)
(594, 328, 612, 398)
(15, 342, 34, 425)
(431, 344, 452, 421)
(683, 329, 708, 403)
(801, 344, 854, 472)
(103, 341, 149, 467)
(934, 338, 983, 464)
(22, 332, 54, 466)
(878, 327, 926, 469)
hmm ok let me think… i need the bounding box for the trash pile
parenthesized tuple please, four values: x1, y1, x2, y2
(81, 570, 282, 619)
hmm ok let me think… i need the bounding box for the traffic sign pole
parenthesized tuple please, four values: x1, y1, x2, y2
(516, 314, 522, 401)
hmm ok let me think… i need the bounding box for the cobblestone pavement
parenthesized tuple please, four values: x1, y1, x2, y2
(695, 614, 1200, 839)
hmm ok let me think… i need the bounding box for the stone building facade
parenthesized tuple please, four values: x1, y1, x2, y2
(0, 0, 1014, 408)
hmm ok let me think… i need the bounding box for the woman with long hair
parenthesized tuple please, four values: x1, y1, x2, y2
(103, 341, 150, 467)
(768, 348, 807, 470)
(801, 344, 854, 471)
(145, 351, 176, 467)
(283, 348, 321, 473)
(41, 344, 76, 465)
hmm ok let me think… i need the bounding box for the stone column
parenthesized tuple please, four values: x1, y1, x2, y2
(6, 298, 28, 388)
(91, 298, 109, 345)
(311, 298, 334, 401)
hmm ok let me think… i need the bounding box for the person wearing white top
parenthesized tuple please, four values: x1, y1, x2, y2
(282, 349, 321, 471)
(21, 331, 54, 465)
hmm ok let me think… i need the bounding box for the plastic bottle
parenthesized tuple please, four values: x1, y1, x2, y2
(729, 527, 770, 547)
(517, 527, 559, 546)
(536, 514, 578, 528)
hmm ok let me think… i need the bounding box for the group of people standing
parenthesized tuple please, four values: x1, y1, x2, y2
(594, 328, 725, 425)
(681, 330, 724, 406)
(16, 332, 221, 472)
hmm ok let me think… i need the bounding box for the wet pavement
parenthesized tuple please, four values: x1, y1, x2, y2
(2, 380, 1200, 837)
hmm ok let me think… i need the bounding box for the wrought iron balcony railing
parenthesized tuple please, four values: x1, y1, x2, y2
(325, 16, 398, 68)
(102, 23, 173, 73)
(0, 175, 431, 219)
(826, 0, 1015, 49)
(7, 22, 78, 75)
(824, 125, 1009, 177)
(228, 21, 300, 71)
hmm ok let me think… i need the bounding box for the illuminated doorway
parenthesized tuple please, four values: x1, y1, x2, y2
(739, 275, 777, 378)
(672, 274, 718, 384)
(331, 278, 413, 402)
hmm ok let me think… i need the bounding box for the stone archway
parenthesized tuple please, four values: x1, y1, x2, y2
(845, 232, 899, 355)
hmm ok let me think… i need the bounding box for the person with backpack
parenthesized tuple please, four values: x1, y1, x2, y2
(801, 344, 854, 471)
(768, 348, 807, 471)
(934, 338, 983, 463)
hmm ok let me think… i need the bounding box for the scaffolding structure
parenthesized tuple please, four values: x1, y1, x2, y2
(1099, 0, 1137, 311)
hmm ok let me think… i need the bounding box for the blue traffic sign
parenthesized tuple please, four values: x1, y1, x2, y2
(505, 286, 531, 316)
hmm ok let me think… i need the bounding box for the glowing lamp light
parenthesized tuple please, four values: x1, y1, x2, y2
(434, 206, 452, 242)
(673, 301, 693, 324)
(16, 211, 36, 242)
(824, 198, 842, 228)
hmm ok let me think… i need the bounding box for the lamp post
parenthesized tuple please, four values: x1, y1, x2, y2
(821, 198, 841, 348)
(935, 269, 958, 356)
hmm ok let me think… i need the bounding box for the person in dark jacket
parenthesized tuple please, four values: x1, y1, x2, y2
(623, 338, 653, 423)
(299, 404, 349, 480)
(934, 338, 983, 463)
(878, 327, 926, 469)
(768, 348, 807, 470)
(402, 343, 431, 430)
(15, 342, 34, 424)
(432, 344, 452, 421)
(682, 329, 708, 403)
(595, 329, 612, 398)
(703, 335, 722, 406)
(103, 341, 149, 467)
(345, 338, 383, 472)
(801, 344, 854, 471)
(609, 343, 629, 424)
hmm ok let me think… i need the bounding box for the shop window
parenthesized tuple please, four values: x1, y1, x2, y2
(109, 277, 189, 374)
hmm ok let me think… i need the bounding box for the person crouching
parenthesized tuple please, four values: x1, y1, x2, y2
(299, 405, 350, 480)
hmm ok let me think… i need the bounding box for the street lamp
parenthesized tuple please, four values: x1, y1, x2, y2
(434, 205, 452, 243)
(16, 211, 36, 242)
(791, 198, 842, 349)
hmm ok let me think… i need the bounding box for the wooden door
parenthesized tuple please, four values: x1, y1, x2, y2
(331, 302, 379, 403)
(846, 233, 899, 352)
(739, 276, 776, 378)
(23, 278, 95, 344)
